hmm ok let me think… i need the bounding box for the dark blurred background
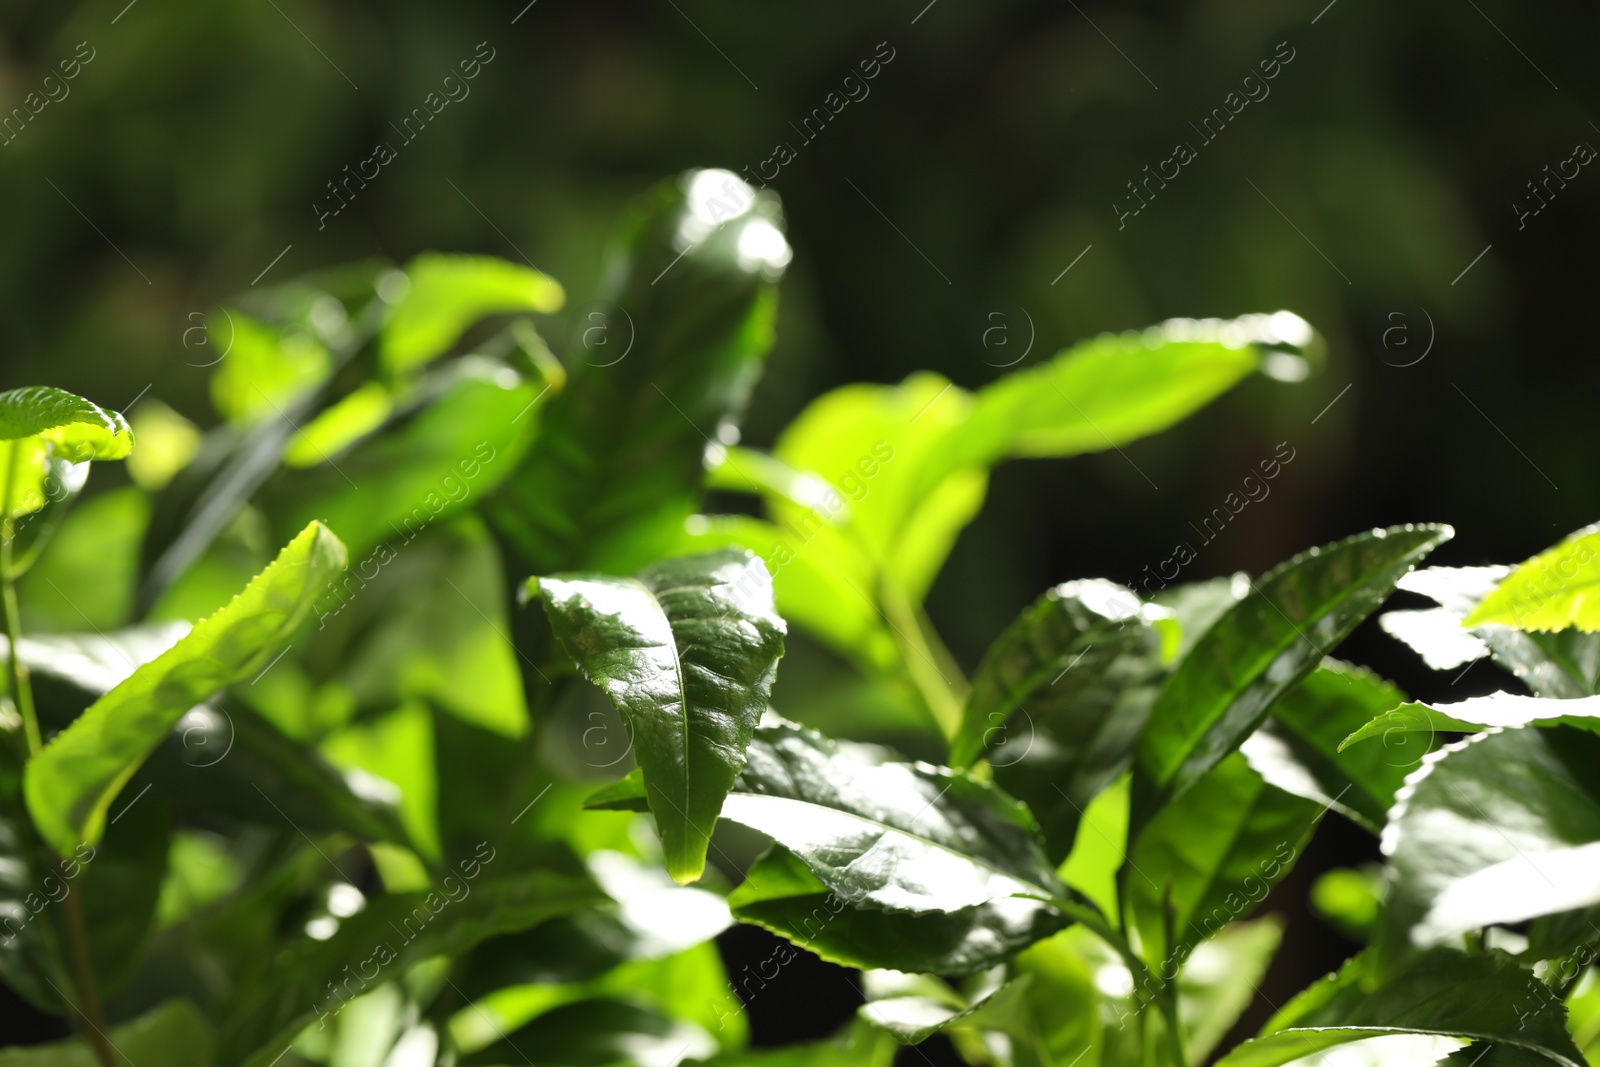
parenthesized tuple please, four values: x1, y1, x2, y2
(2, 0, 1594, 1055)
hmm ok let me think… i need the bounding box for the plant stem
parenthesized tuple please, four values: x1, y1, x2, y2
(879, 583, 966, 741)
(0, 446, 41, 756)
(61, 888, 119, 1067)
(1054, 897, 1187, 1067)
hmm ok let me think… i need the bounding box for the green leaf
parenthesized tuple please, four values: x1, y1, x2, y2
(1127, 753, 1318, 966)
(79, 792, 172, 994)
(1178, 918, 1284, 1063)
(1311, 866, 1383, 942)
(946, 313, 1311, 476)
(458, 997, 715, 1067)
(0, 385, 134, 462)
(1131, 524, 1452, 834)
(0, 807, 68, 1012)
(489, 169, 787, 574)
(24, 521, 348, 854)
(532, 549, 786, 883)
(1341, 694, 1600, 752)
(16, 487, 149, 632)
(689, 1020, 896, 1067)
(956, 579, 1171, 862)
(589, 719, 1064, 914)
(209, 311, 332, 426)
(1394, 566, 1600, 698)
(1216, 949, 1584, 1067)
(716, 719, 1060, 912)
(380, 253, 564, 372)
(221, 867, 603, 1067)
(1466, 525, 1600, 633)
(1241, 661, 1414, 833)
(262, 360, 544, 559)
(0, 997, 213, 1067)
(728, 845, 1065, 975)
(1381, 724, 1600, 955)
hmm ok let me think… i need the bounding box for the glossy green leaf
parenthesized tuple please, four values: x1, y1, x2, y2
(1394, 566, 1600, 698)
(1241, 661, 1414, 833)
(0, 385, 133, 462)
(25, 521, 348, 854)
(1466, 525, 1600, 633)
(532, 549, 786, 883)
(222, 867, 602, 1067)
(1217, 949, 1584, 1067)
(689, 1020, 896, 1067)
(0, 997, 213, 1067)
(590, 718, 1063, 913)
(957, 579, 1170, 862)
(1128, 753, 1318, 966)
(729, 844, 1065, 975)
(674, 513, 899, 674)
(489, 169, 786, 574)
(1381, 725, 1600, 954)
(1131, 524, 1452, 834)
(380, 253, 564, 371)
(1342, 694, 1600, 752)
(459, 996, 715, 1067)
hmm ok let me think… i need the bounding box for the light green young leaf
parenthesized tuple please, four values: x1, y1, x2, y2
(24, 521, 348, 854)
(1131, 524, 1452, 836)
(1466, 525, 1600, 633)
(209, 312, 332, 425)
(532, 550, 786, 884)
(1394, 565, 1600, 698)
(1380, 725, 1600, 955)
(1341, 694, 1600, 752)
(0, 385, 134, 461)
(1241, 661, 1414, 833)
(381, 253, 564, 372)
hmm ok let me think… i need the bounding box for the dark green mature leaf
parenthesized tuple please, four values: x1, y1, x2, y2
(1381, 725, 1600, 956)
(0, 806, 68, 1012)
(1241, 661, 1414, 834)
(0, 385, 133, 461)
(1128, 754, 1318, 967)
(25, 521, 347, 854)
(380, 253, 565, 372)
(1465, 525, 1600, 633)
(590, 719, 1063, 914)
(222, 867, 602, 1067)
(489, 169, 788, 575)
(1392, 566, 1600, 698)
(459, 997, 715, 1067)
(0, 997, 213, 1067)
(955, 580, 1170, 863)
(80, 793, 171, 995)
(689, 1019, 896, 1067)
(1131, 524, 1452, 835)
(728, 845, 1066, 975)
(1216, 949, 1584, 1067)
(533, 550, 786, 883)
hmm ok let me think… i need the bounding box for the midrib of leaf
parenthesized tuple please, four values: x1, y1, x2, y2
(1169, 777, 1299, 954)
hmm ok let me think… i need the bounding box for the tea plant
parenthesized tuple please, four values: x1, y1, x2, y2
(1, 169, 1597, 1067)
